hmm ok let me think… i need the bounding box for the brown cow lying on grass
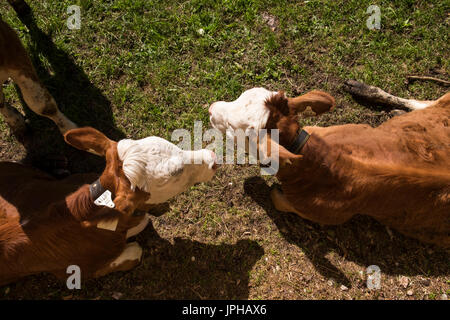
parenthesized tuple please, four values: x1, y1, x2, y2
(209, 82, 450, 247)
(0, 15, 77, 137)
(1, 8, 218, 285)
(0, 127, 217, 285)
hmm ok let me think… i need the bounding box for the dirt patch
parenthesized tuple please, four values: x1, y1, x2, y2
(261, 13, 278, 32)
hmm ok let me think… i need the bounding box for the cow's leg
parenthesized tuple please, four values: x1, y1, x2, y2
(270, 188, 311, 219)
(94, 242, 143, 278)
(0, 85, 28, 139)
(343, 80, 434, 111)
(10, 70, 77, 134)
(270, 188, 355, 225)
(126, 214, 150, 239)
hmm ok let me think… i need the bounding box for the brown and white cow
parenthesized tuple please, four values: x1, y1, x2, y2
(209, 83, 450, 247)
(0, 127, 217, 285)
(0, 15, 76, 136)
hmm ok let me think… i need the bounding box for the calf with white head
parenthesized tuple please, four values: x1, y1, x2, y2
(0, 126, 219, 285)
(209, 87, 333, 163)
(66, 127, 218, 207)
(208, 85, 450, 247)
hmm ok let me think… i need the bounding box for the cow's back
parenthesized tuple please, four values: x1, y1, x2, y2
(284, 94, 450, 246)
(377, 92, 450, 169)
(305, 92, 450, 172)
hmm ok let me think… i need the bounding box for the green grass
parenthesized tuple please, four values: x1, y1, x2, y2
(1, 0, 448, 138)
(0, 0, 449, 300)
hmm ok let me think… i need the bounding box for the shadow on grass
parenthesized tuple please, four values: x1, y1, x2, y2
(243, 176, 449, 288)
(9, 2, 125, 174)
(131, 221, 264, 299)
(2, 2, 265, 301)
(3, 217, 264, 300)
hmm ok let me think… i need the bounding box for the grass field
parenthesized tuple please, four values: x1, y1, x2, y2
(0, 0, 449, 299)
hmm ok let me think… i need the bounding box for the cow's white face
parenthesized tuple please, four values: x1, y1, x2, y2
(209, 88, 276, 137)
(117, 137, 217, 204)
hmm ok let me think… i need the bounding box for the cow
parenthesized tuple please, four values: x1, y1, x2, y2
(0, 15, 77, 137)
(208, 82, 450, 247)
(0, 126, 218, 285)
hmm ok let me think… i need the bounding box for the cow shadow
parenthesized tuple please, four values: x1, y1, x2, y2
(8, 2, 125, 174)
(130, 222, 264, 299)
(2, 217, 264, 300)
(243, 176, 450, 288)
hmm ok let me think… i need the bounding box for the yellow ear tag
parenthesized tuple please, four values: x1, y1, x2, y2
(97, 218, 119, 231)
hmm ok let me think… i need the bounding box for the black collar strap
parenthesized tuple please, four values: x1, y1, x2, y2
(288, 129, 310, 154)
(89, 178, 107, 201)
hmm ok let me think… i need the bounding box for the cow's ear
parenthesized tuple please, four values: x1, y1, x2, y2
(288, 90, 335, 116)
(64, 127, 113, 157)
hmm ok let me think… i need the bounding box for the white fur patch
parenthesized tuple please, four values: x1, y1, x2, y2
(408, 99, 433, 110)
(110, 242, 142, 267)
(117, 137, 216, 204)
(209, 87, 276, 135)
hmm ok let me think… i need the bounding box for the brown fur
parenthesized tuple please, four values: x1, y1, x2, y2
(0, 127, 151, 285)
(265, 91, 450, 247)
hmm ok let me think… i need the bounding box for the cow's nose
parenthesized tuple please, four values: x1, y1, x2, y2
(210, 150, 219, 170)
(210, 150, 217, 162)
